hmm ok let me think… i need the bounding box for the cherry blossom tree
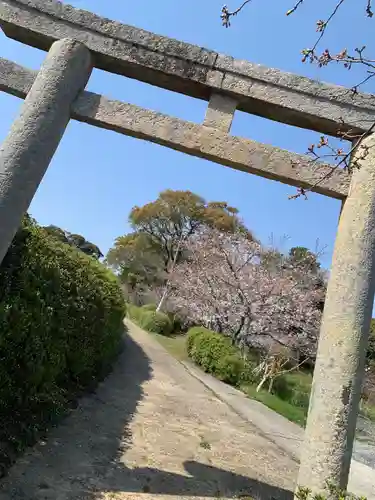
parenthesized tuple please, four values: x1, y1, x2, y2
(169, 227, 326, 367)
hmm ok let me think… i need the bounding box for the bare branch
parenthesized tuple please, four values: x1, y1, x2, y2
(289, 121, 375, 200)
(286, 0, 305, 16)
(367, 0, 374, 17)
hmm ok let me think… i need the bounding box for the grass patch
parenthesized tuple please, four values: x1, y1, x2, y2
(242, 384, 307, 427)
(151, 332, 189, 362)
(152, 325, 375, 429)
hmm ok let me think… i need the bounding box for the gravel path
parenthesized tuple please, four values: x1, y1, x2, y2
(0, 321, 297, 500)
(181, 359, 375, 499)
(1, 320, 374, 500)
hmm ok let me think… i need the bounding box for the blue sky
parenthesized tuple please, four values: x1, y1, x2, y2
(0, 0, 374, 268)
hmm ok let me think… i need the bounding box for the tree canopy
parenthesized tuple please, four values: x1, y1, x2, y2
(43, 225, 103, 260)
(169, 226, 325, 360)
(127, 189, 250, 271)
(106, 190, 252, 298)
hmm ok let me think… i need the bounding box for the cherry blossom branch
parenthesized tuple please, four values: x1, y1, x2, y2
(220, 0, 375, 199)
(298, 0, 346, 62)
(288, 122, 375, 200)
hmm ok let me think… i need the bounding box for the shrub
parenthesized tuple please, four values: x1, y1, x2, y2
(186, 327, 255, 386)
(140, 305, 184, 333)
(271, 375, 292, 400)
(296, 484, 366, 500)
(186, 326, 205, 352)
(0, 216, 125, 475)
(273, 373, 311, 409)
(216, 354, 247, 385)
(127, 303, 173, 335)
(128, 304, 143, 322)
(139, 310, 173, 335)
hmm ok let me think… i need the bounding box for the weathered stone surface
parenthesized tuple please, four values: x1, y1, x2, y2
(0, 40, 92, 264)
(0, 57, 36, 97)
(297, 133, 375, 493)
(204, 93, 237, 133)
(0, 56, 350, 199)
(1, 0, 375, 135)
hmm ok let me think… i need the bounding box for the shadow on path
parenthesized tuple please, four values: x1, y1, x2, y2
(94, 459, 293, 499)
(0, 325, 293, 500)
(0, 327, 152, 499)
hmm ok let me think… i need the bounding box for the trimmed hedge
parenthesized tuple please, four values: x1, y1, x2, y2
(186, 327, 256, 385)
(186, 327, 311, 412)
(128, 304, 143, 323)
(128, 304, 172, 335)
(140, 311, 172, 335)
(0, 216, 125, 475)
(141, 304, 180, 334)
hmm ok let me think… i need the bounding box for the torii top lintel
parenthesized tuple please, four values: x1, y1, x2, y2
(0, 0, 374, 137)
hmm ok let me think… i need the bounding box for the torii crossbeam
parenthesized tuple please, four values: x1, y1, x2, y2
(1, 0, 375, 497)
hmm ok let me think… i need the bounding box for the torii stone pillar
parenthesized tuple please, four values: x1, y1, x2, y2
(297, 134, 375, 494)
(0, 38, 92, 264)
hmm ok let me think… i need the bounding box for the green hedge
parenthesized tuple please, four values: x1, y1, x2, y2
(128, 304, 143, 323)
(128, 304, 172, 335)
(140, 311, 172, 335)
(186, 327, 256, 385)
(0, 216, 125, 475)
(186, 327, 311, 413)
(141, 304, 180, 334)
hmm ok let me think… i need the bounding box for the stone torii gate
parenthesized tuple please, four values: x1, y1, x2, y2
(1, 0, 375, 495)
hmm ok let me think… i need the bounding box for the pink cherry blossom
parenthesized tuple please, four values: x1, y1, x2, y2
(168, 227, 325, 361)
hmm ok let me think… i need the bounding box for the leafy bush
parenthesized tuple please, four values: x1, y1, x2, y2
(128, 304, 143, 322)
(366, 321, 375, 361)
(0, 216, 125, 475)
(186, 326, 207, 352)
(186, 327, 255, 385)
(272, 372, 311, 410)
(140, 310, 173, 335)
(187, 326, 311, 415)
(216, 354, 248, 385)
(142, 304, 184, 334)
(296, 484, 366, 500)
(127, 303, 173, 335)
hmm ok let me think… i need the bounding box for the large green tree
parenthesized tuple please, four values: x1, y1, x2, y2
(127, 190, 249, 271)
(43, 225, 103, 260)
(106, 189, 252, 300)
(108, 189, 250, 272)
(107, 232, 165, 292)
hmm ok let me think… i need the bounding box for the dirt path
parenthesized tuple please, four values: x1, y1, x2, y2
(0, 321, 298, 500)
